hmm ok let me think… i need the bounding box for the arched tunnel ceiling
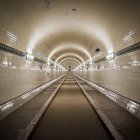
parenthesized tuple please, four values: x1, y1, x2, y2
(59, 58, 81, 65)
(0, 0, 140, 69)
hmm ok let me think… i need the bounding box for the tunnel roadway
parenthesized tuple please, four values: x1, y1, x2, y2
(29, 74, 112, 140)
(0, 73, 140, 140)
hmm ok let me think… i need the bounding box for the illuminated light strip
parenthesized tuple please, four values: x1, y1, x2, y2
(48, 44, 92, 62)
(75, 74, 140, 119)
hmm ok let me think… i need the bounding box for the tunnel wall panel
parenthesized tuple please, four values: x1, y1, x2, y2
(0, 51, 65, 105)
(74, 50, 140, 103)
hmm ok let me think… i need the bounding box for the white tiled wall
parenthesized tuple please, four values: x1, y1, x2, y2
(0, 51, 65, 105)
(74, 50, 140, 103)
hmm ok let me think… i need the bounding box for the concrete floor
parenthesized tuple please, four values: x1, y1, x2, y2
(30, 75, 111, 140)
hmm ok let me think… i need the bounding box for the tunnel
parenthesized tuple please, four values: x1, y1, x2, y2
(0, 0, 140, 140)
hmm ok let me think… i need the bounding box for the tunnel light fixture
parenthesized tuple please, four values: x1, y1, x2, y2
(3, 60, 8, 66)
(89, 61, 93, 65)
(26, 53, 34, 61)
(106, 52, 115, 60)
